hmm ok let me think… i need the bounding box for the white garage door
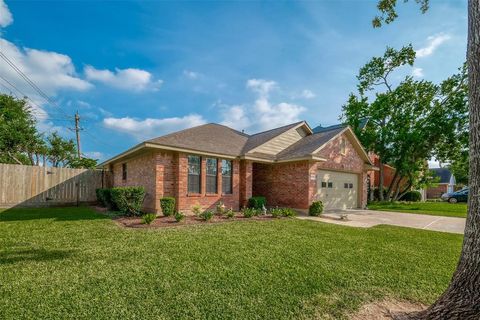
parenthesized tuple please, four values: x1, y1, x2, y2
(317, 170, 358, 210)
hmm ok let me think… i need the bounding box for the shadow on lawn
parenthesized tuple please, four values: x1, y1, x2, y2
(0, 248, 75, 265)
(0, 207, 109, 222)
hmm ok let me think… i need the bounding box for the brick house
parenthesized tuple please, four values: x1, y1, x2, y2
(100, 121, 376, 214)
(427, 168, 456, 199)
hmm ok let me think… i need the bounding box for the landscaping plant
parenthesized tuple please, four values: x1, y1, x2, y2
(199, 210, 214, 221)
(399, 190, 422, 202)
(192, 204, 202, 216)
(270, 207, 282, 218)
(96, 188, 112, 208)
(160, 197, 176, 216)
(110, 186, 146, 216)
(216, 201, 225, 215)
(242, 207, 258, 218)
(248, 196, 267, 209)
(309, 201, 324, 216)
(141, 213, 157, 225)
(174, 212, 185, 223)
(226, 208, 235, 219)
(280, 208, 296, 218)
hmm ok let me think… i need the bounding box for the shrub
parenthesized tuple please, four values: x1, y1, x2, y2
(192, 204, 202, 216)
(110, 186, 145, 216)
(95, 188, 117, 210)
(226, 208, 235, 219)
(160, 197, 176, 216)
(373, 188, 388, 201)
(400, 190, 422, 202)
(280, 208, 296, 218)
(141, 213, 157, 225)
(242, 207, 258, 218)
(270, 207, 282, 218)
(216, 201, 226, 215)
(174, 212, 185, 222)
(248, 196, 267, 209)
(199, 210, 214, 221)
(309, 201, 324, 216)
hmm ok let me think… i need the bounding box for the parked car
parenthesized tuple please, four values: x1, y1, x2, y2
(444, 188, 469, 203)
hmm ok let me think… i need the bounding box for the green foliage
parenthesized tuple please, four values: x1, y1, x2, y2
(216, 201, 225, 215)
(248, 196, 267, 209)
(270, 207, 282, 218)
(68, 157, 98, 169)
(199, 210, 214, 221)
(309, 201, 324, 216)
(174, 212, 185, 222)
(280, 208, 297, 218)
(46, 132, 77, 167)
(141, 213, 157, 225)
(242, 207, 259, 218)
(226, 208, 235, 219)
(372, 0, 429, 28)
(96, 188, 111, 207)
(160, 197, 176, 217)
(400, 191, 422, 202)
(110, 186, 146, 216)
(192, 204, 202, 216)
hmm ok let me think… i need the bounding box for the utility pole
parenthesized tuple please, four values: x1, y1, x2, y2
(74, 111, 81, 158)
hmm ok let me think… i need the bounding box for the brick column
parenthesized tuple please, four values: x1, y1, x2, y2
(239, 160, 253, 208)
(217, 159, 222, 195)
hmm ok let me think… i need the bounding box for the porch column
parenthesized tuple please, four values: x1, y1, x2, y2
(239, 160, 252, 208)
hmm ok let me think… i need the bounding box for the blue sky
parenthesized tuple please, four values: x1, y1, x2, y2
(0, 0, 467, 161)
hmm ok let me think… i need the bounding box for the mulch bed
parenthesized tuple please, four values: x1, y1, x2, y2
(91, 207, 285, 229)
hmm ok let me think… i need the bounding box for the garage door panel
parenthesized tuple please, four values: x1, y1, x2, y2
(317, 170, 358, 210)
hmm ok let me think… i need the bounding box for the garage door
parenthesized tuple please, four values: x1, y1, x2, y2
(317, 170, 358, 210)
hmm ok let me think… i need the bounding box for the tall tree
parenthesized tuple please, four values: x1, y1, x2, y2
(46, 132, 77, 168)
(373, 1, 480, 318)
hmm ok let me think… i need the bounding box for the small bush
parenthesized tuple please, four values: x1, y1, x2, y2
(216, 201, 226, 215)
(248, 196, 267, 209)
(192, 204, 202, 216)
(270, 207, 282, 218)
(160, 197, 176, 216)
(309, 201, 324, 216)
(226, 208, 235, 219)
(141, 213, 157, 225)
(199, 210, 214, 221)
(174, 212, 185, 222)
(242, 207, 259, 218)
(110, 186, 145, 216)
(400, 191, 422, 202)
(96, 188, 110, 207)
(280, 208, 296, 217)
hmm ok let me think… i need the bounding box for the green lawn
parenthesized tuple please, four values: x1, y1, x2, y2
(0, 207, 462, 319)
(367, 201, 467, 218)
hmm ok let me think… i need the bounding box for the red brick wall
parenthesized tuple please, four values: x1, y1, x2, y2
(154, 151, 177, 211)
(239, 160, 253, 208)
(112, 151, 157, 212)
(174, 153, 242, 214)
(252, 161, 317, 209)
(315, 133, 367, 208)
(427, 184, 448, 199)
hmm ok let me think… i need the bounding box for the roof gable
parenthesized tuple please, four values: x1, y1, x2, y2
(431, 168, 454, 184)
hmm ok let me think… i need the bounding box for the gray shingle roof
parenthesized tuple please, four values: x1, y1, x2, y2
(276, 126, 344, 161)
(147, 123, 249, 156)
(431, 168, 453, 184)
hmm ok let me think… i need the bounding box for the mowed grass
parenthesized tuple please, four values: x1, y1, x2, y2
(0, 207, 462, 319)
(368, 201, 468, 218)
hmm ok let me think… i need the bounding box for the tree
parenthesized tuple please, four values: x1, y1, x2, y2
(0, 95, 38, 165)
(373, 1, 480, 318)
(68, 157, 98, 169)
(46, 132, 77, 167)
(342, 48, 467, 201)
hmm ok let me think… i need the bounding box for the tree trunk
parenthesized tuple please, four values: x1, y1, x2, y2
(379, 158, 385, 201)
(416, 1, 480, 318)
(387, 171, 400, 201)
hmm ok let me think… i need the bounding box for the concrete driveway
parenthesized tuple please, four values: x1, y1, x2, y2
(297, 209, 465, 234)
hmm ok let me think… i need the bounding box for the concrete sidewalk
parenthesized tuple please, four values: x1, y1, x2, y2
(297, 209, 465, 234)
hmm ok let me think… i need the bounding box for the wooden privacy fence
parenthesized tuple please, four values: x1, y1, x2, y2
(0, 163, 107, 208)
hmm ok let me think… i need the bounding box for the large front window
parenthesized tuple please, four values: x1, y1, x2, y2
(222, 160, 232, 194)
(188, 155, 201, 193)
(206, 158, 218, 194)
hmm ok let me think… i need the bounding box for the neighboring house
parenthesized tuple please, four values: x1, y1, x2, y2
(427, 168, 456, 199)
(100, 121, 375, 213)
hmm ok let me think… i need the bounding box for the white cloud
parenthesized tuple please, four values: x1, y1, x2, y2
(0, 0, 13, 27)
(0, 38, 92, 119)
(412, 67, 424, 78)
(221, 79, 306, 132)
(183, 70, 199, 79)
(103, 114, 206, 140)
(246, 79, 277, 97)
(416, 33, 451, 58)
(84, 151, 104, 160)
(300, 89, 315, 99)
(84, 65, 163, 92)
